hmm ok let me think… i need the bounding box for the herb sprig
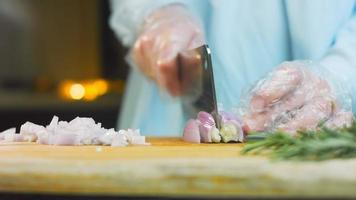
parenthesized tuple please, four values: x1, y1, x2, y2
(241, 123, 356, 161)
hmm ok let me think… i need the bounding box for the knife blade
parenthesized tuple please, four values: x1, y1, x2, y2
(177, 45, 220, 129)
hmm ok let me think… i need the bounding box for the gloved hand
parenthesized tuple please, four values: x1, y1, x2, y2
(240, 61, 354, 135)
(132, 4, 205, 96)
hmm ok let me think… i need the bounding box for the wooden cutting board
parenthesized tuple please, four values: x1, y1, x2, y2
(0, 137, 355, 198)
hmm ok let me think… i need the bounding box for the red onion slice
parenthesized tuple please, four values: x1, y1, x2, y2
(183, 119, 201, 143)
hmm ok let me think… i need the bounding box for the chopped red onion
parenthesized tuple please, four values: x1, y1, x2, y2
(220, 122, 239, 143)
(197, 111, 217, 143)
(4, 133, 25, 142)
(219, 111, 245, 142)
(20, 122, 45, 142)
(0, 128, 16, 140)
(183, 119, 201, 143)
(0, 116, 146, 147)
(111, 134, 129, 147)
(50, 132, 79, 146)
(183, 111, 245, 143)
(129, 135, 146, 145)
(197, 111, 215, 126)
(199, 123, 212, 143)
(210, 127, 221, 143)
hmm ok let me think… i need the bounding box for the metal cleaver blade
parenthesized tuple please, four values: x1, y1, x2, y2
(177, 45, 220, 129)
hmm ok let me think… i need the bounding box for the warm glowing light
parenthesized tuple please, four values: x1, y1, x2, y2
(93, 79, 109, 95)
(83, 84, 98, 101)
(58, 79, 112, 101)
(69, 83, 85, 100)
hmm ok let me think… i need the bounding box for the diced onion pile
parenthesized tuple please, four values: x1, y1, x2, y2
(0, 116, 149, 146)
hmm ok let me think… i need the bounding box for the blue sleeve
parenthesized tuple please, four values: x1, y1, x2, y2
(109, 0, 210, 47)
(319, 5, 356, 110)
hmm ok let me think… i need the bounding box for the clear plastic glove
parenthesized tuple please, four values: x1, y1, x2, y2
(240, 61, 354, 135)
(132, 4, 205, 96)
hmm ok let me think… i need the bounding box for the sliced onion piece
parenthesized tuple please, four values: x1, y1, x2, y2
(220, 111, 245, 142)
(197, 111, 215, 126)
(130, 136, 147, 145)
(20, 122, 45, 142)
(111, 134, 128, 147)
(51, 132, 79, 146)
(210, 127, 221, 143)
(197, 112, 218, 143)
(47, 116, 59, 131)
(0, 128, 16, 140)
(183, 119, 201, 143)
(220, 122, 238, 143)
(98, 129, 117, 145)
(37, 129, 49, 145)
(4, 133, 25, 142)
(199, 123, 212, 143)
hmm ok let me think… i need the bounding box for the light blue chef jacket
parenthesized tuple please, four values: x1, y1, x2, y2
(110, 0, 356, 136)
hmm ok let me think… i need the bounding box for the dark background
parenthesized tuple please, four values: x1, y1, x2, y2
(0, 0, 129, 130)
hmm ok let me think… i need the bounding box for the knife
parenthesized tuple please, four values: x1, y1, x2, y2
(177, 45, 221, 129)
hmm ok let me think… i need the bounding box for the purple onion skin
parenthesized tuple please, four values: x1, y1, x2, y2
(183, 119, 201, 143)
(199, 124, 212, 143)
(219, 111, 243, 125)
(197, 111, 215, 127)
(197, 111, 216, 143)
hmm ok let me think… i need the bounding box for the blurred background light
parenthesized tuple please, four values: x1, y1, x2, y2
(59, 79, 112, 101)
(69, 83, 85, 100)
(0, 0, 129, 130)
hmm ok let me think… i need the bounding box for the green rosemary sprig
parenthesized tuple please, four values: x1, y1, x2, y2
(241, 123, 356, 161)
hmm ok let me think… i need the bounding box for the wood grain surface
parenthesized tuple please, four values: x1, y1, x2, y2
(0, 137, 355, 198)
